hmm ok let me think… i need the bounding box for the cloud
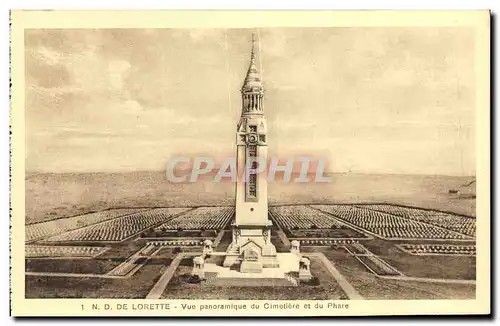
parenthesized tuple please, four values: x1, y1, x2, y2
(32, 45, 65, 65)
(24, 28, 476, 175)
(121, 99, 143, 113)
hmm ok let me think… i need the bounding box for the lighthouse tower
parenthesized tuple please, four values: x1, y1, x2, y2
(223, 35, 279, 272)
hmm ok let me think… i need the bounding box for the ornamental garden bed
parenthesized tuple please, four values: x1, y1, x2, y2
(397, 244, 476, 256)
(141, 230, 218, 238)
(287, 228, 367, 239)
(297, 239, 359, 246)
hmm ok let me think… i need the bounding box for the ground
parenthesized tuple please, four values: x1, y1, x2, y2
(24, 175, 477, 300)
(25, 172, 476, 224)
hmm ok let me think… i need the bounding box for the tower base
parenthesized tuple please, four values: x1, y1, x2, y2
(223, 224, 280, 272)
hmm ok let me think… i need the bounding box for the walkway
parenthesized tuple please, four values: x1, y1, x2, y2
(213, 230, 226, 247)
(276, 229, 291, 247)
(379, 275, 476, 285)
(146, 253, 196, 299)
(307, 252, 364, 300)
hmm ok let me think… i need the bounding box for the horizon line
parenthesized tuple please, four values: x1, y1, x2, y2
(25, 170, 476, 178)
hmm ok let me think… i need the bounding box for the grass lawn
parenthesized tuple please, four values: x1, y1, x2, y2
(26, 258, 121, 274)
(25, 260, 169, 298)
(360, 239, 476, 280)
(319, 247, 475, 299)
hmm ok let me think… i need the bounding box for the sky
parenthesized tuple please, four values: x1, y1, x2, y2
(25, 27, 476, 175)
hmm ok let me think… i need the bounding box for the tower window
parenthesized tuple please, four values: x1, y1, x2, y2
(249, 125, 257, 132)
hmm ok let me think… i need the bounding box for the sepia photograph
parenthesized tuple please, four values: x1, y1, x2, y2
(9, 10, 490, 316)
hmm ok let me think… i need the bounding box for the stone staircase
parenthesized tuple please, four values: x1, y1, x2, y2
(225, 243, 277, 257)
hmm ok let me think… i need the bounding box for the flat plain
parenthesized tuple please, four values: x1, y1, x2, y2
(26, 172, 476, 224)
(24, 172, 476, 300)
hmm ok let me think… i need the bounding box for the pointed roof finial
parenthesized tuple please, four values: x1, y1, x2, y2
(241, 33, 263, 92)
(250, 33, 256, 62)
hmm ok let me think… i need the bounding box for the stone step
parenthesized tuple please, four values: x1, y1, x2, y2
(261, 248, 277, 256)
(206, 277, 295, 287)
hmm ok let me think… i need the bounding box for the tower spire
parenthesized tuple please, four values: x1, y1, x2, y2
(250, 33, 256, 63)
(241, 33, 264, 115)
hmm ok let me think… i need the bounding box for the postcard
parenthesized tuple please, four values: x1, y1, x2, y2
(10, 10, 490, 316)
